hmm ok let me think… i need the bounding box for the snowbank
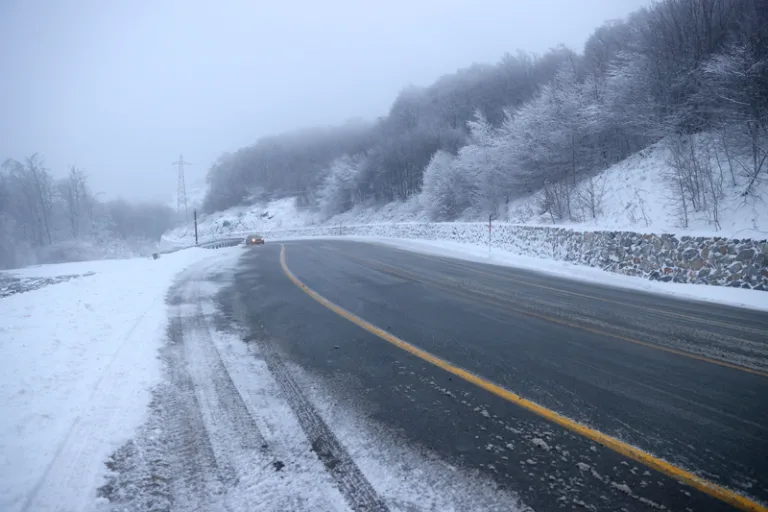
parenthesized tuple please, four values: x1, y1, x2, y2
(0, 247, 242, 512)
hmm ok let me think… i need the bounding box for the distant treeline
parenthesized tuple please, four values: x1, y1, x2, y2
(0, 156, 176, 268)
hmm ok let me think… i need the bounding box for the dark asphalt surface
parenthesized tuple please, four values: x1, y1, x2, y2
(231, 239, 768, 512)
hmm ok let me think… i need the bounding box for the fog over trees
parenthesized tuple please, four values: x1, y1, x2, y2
(203, 0, 767, 228)
(4, 0, 766, 269)
(0, 155, 176, 268)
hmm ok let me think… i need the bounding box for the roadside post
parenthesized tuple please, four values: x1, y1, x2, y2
(194, 209, 199, 246)
(488, 213, 493, 257)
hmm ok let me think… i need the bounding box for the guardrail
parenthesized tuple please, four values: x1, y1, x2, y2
(199, 237, 243, 250)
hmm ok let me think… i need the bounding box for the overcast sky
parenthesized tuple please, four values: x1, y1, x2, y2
(0, 0, 649, 203)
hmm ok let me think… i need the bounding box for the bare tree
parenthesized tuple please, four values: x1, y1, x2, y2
(25, 155, 54, 245)
(58, 166, 89, 238)
(2, 156, 53, 246)
(702, 138, 725, 230)
(665, 134, 728, 230)
(717, 126, 738, 186)
(700, 7, 768, 196)
(576, 175, 607, 220)
(539, 179, 573, 224)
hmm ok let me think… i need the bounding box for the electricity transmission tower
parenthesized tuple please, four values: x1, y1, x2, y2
(173, 154, 190, 221)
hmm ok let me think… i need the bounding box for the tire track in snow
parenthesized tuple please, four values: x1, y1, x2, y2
(99, 258, 353, 512)
(244, 312, 390, 512)
(161, 307, 229, 511)
(179, 282, 269, 487)
(257, 337, 390, 512)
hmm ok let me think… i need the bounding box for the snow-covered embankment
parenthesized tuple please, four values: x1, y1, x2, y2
(0, 247, 241, 512)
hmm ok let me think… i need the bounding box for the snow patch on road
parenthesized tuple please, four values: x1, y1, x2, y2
(286, 362, 529, 512)
(0, 247, 241, 512)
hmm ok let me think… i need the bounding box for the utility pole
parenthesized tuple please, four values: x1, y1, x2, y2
(194, 209, 198, 245)
(173, 154, 191, 221)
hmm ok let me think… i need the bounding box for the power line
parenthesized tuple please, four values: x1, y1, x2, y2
(172, 154, 191, 221)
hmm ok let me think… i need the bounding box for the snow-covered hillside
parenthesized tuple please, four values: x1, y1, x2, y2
(164, 137, 768, 247)
(505, 139, 768, 239)
(163, 197, 319, 245)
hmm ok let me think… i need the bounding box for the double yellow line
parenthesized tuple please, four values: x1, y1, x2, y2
(279, 244, 766, 512)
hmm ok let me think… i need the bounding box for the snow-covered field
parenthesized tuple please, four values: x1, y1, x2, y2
(0, 247, 240, 512)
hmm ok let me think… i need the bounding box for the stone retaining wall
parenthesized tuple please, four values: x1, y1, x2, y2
(262, 223, 768, 291)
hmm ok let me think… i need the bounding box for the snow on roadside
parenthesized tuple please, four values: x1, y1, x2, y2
(273, 235, 768, 312)
(187, 261, 526, 511)
(0, 247, 242, 512)
(375, 237, 768, 312)
(96, 253, 353, 512)
(286, 361, 527, 512)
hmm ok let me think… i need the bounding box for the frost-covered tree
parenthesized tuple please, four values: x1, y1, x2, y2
(1, 155, 54, 247)
(422, 150, 476, 220)
(317, 154, 366, 217)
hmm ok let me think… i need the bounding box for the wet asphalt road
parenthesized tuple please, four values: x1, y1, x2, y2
(231, 239, 768, 512)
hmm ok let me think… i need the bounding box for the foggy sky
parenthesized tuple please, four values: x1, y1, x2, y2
(0, 0, 649, 204)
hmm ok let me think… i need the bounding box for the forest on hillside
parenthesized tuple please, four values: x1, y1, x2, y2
(203, 0, 768, 229)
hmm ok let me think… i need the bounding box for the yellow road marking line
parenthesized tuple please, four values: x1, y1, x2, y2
(335, 248, 768, 378)
(279, 244, 767, 512)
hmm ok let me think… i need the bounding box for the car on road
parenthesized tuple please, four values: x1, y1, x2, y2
(244, 234, 265, 246)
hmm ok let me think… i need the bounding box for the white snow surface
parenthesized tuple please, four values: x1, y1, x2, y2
(0, 247, 240, 512)
(274, 235, 768, 312)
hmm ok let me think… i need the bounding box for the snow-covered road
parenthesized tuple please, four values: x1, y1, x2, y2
(2, 246, 523, 512)
(101, 246, 522, 512)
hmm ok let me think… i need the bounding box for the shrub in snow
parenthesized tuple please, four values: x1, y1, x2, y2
(36, 241, 101, 264)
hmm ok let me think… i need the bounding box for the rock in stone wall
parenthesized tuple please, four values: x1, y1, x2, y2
(260, 223, 768, 291)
